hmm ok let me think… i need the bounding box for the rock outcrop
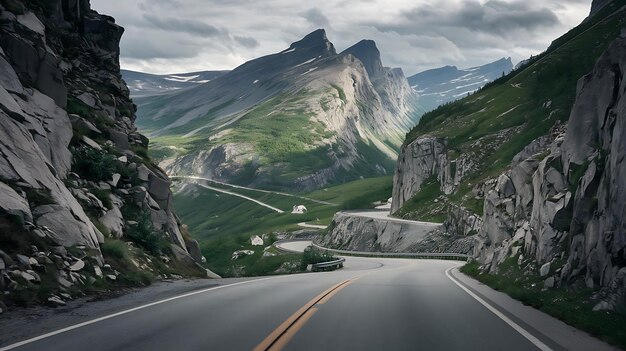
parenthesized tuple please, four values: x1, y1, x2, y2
(473, 32, 626, 310)
(391, 136, 446, 213)
(319, 212, 459, 253)
(0, 0, 209, 308)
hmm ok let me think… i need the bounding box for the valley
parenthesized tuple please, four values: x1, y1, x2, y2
(1, 0, 625, 350)
(170, 176, 392, 277)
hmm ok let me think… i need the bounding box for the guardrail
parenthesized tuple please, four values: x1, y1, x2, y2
(311, 258, 345, 272)
(274, 240, 470, 262)
(310, 243, 470, 262)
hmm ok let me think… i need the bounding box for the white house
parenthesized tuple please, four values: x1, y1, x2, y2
(292, 205, 308, 214)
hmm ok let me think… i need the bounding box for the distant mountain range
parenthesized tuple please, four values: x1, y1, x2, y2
(122, 70, 228, 98)
(407, 58, 513, 112)
(133, 29, 422, 191)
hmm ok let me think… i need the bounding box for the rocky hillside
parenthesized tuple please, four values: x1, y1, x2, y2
(318, 212, 474, 254)
(0, 0, 210, 310)
(391, 0, 626, 310)
(135, 29, 422, 191)
(473, 30, 626, 309)
(121, 69, 229, 98)
(407, 58, 513, 112)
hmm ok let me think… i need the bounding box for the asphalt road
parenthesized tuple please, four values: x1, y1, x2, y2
(1, 254, 616, 351)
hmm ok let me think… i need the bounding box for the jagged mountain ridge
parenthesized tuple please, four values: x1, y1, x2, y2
(390, 0, 626, 311)
(121, 69, 229, 98)
(136, 29, 422, 191)
(407, 58, 513, 112)
(0, 0, 211, 309)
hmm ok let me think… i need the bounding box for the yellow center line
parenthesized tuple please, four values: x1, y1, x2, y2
(267, 307, 318, 351)
(253, 278, 356, 351)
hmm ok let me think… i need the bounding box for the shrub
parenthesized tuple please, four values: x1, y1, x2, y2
(300, 246, 336, 270)
(25, 188, 55, 206)
(72, 147, 116, 181)
(91, 189, 113, 210)
(101, 238, 128, 260)
(125, 209, 170, 255)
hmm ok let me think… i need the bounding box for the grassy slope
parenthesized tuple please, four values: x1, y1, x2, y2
(173, 176, 392, 277)
(398, 2, 626, 218)
(146, 85, 401, 188)
(462, 260, 626, 349)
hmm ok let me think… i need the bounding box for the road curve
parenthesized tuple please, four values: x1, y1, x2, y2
(296, 222, 328, 230)
(194, 182, 285, 213)
(1, 251, 615, 351)
(345, 209, 442, 227)
(171, 175, 339, 206)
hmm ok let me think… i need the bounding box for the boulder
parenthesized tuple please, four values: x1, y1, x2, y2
(81, 136, 102, 150)
(16, 254, 31, 267)
(47, 295, 66, 307)
(539, 262, 551, 277)
(185, 239, 203, 263)
(109, 173, 121, 187)
(0, 182, 32, 222)
(100, 206, 124, 237)
(69, 114, 101, 134)
(33, 205, 100, 248)
(232, 250, 255, 260)
(108, 129, 130, 150)
(69, 259, 85, 272)
(0, 85, 25, 120)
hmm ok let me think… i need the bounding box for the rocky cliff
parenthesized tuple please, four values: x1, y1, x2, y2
(0, 0, 208, 310)
(390, 0, 626, 311)
(474, 31, 626, 310)
(319, 212, 473, 254)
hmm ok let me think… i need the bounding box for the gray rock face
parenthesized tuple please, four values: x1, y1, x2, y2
(0, 182, 32, 223)
(0, 0, 207, 306)
(473, 34, 626, 308)
(319, 212, 442, 253)
(391, 136, 446, 212)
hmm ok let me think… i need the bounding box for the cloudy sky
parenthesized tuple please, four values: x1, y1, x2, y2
(91, 0, 591, 76)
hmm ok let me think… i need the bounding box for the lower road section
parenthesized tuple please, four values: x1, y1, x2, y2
(1, 253, 616, 351)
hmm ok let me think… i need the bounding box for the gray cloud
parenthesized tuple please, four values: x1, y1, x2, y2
(91, 0, 590, 75)
(385, 1, 560, 37)
(142, 14, 223, 37)
(301, 8, 330, 27)
(234, 35, 260, 48)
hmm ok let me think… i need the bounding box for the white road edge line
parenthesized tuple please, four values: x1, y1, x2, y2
(445, 267, 552, 351)
(0, 276, 288, 351)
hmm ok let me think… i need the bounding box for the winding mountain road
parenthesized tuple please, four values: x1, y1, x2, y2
(171, 176, 339, 206)
(0, 250, 615, 351)
(193, 182, 285, 213)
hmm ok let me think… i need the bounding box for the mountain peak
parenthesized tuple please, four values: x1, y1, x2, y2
(284, 29, 336, 56)
(341, 39, 384, 78)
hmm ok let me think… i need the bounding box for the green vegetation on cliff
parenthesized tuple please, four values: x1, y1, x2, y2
(398, 1, 626, 218)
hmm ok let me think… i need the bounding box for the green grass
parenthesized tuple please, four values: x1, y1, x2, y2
(397, 2, 626, 220)
(307, 176, 393, 206)
(393, 177, 446, 222)
(173, 176, 393, 276)
(331, 84, 347, 102)
(199, 232, 303, 277)
(462, 260, 626, 349)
